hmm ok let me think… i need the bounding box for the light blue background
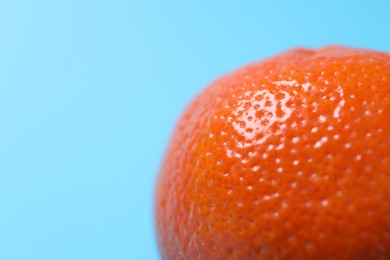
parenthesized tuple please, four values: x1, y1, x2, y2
(0, 0, 389, 259)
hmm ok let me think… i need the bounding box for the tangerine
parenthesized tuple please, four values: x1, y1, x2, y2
(155, 46, 390, 259)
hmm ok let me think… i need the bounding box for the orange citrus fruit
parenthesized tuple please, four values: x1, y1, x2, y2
(154, 46, 390, 259)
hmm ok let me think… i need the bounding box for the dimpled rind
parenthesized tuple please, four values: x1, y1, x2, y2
(155, 46, 390, 259)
